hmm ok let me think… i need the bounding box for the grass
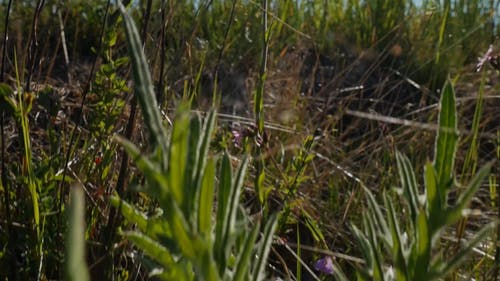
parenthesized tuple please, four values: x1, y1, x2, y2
(0, 0, 499, 280)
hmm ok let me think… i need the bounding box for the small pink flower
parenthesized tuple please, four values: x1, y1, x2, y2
(314, 256, 334, 275)
(476, 44, 494, 72)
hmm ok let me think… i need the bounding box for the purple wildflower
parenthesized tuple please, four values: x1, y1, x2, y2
(232, 128, 243, 148)
(314, 256, 334, 275)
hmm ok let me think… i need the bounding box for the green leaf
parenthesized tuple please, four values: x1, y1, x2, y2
(184, 115, 201, 222)
(233, 222, 260, 281)
(428, 223, 495, 279)
(364, 213, 384, 281)
(124, 231, 176, 269)
(385, 193, 409, 280)
(363, 186, 390, 245)
(214, 153, 233, 273)
(413, 209, 431, 281)
(220, 156, 249, 273)
(65, 184, 90, 281)
(351, 224, 373, 278)
(396, 151, 420, 223)
(123, 231, 190, 280)
(166, 199, 197, 259)
(424, 162, 441, 226)
(302, 209, 327, 246)
(109, 194, 171, 240)
(169, 107, 190, 208)
(433, 80, 458, 202)
(252, 214, 278, 281)
(118, 3, 168, 162)
(109, 194, 148, 231)
(114, 135, 170, 206)
(192, 110, 217, 231)
(199, 158, 216, 238)
(443, 162, 493, 226)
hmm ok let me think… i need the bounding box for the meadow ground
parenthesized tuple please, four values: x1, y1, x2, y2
(0, 1, 499, 280)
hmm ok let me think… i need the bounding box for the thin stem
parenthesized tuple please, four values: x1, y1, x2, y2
(157, 0, 167, 107)
(24, 0, 46, 93)
(214, 0, 238, 77)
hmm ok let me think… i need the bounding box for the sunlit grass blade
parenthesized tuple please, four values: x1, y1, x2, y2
(65, 184, 89, 281)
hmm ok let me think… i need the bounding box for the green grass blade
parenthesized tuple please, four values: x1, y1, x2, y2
(428, 223, 495, 279)
(460, 73, 485, 179)
(252, 214, 278, 281)
(224, 156, 249, 244)
(192, 110, 217, 231)
(444, 162, 493, 226)
(456, 161, 493, 211)
(351, 224, 373, 279)
(184, 115, 201, 223)
(433, 80, 458, 201)
(435, 4, 449, 64)
(363, 186, 390, 244)
(233, 222, 260, 281)
(365, 214, 384, 281)
(65, 184, 90, 281)
(214, 153, 233, 274)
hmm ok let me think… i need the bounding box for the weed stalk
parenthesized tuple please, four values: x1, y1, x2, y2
(156, 0, 167, 107)
(253, 0, 270, 210)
